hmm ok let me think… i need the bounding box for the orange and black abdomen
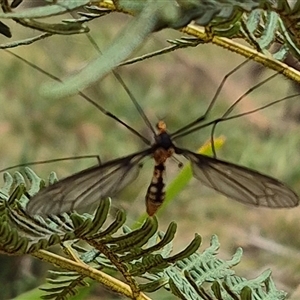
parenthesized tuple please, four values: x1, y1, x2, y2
(145, 162, 166, 216)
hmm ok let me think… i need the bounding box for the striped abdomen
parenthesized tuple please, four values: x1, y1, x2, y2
(145, 162, 166, 216)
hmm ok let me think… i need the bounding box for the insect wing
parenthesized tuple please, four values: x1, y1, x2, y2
(27, 150, 150, 216)
(182, 150, 299, 208)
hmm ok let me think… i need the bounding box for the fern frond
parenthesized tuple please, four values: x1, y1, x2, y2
(40, 274, 89, 300)
(0, 168, 288, 299)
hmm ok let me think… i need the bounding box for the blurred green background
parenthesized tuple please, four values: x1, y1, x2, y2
(1, 6, 300, 300)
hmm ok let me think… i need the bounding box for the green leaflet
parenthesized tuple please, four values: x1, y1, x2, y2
(0, 168, 287, 299)
(0, 0, 90, 35)
(41, 0, 162, 98)
(0, 0, 90, 19)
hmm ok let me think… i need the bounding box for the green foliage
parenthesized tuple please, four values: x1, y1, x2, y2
(0, 169, 287, 299)
(1, 1, 300, 97)
(0, 0, 91, 35)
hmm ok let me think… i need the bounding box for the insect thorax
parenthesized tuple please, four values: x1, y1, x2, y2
(153, 131, 175, 164)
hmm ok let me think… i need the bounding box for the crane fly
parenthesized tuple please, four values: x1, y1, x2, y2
(4, 51, 299, 217)
(25, 116, 299, 216)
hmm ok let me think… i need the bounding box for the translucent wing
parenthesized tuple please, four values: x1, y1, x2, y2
(27, 150, 151, 216)
(182, 149, 299, 208)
